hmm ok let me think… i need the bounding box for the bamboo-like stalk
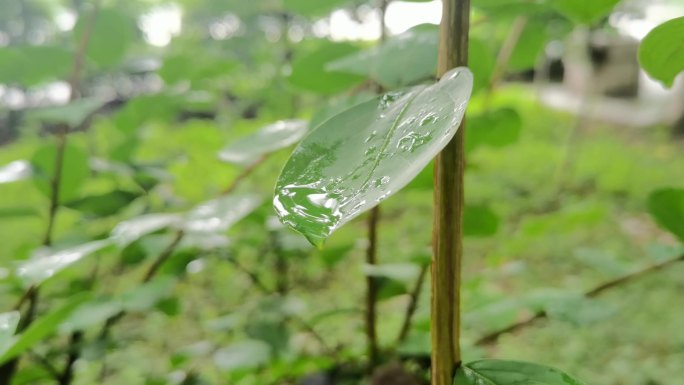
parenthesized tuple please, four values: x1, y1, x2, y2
(432, 0, 470, 384)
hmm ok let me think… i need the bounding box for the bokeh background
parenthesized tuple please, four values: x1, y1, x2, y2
(1, 0, 684, 384)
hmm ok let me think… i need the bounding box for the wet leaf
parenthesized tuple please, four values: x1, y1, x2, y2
(274, 67, 473, 246)
(213, 340, 271, 371)
(327, 25, 438, 88)
(218, 120, 308, 165)
(0, 312, 20, 355)
(0, 160, 32, 184)
(455, 359, 587, 385)
(0, 294, 90, 365)
(647, 188, 684, 242)
(16, 240, 112, 285)
(638, 17, 684, 88)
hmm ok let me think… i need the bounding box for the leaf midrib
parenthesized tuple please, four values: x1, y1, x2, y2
(356, 88, 426, 194)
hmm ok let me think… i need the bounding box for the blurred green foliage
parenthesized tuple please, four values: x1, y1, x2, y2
(0, 0, 683, 384)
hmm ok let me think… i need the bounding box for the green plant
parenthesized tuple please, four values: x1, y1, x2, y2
(0, 0, 683, 384)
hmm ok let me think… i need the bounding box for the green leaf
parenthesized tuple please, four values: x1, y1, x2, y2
(158, 52, 239, 87)
(29, 98, 105, 128)
(274, 68, 473, 247)
(0, 207, 39, 218)
(65, 190, 140, 217)
(111, 214, 183, 246)
(0, 46, 72, 86)
(0, 160, 32, 184)
(508, 21, 549, 71)
(218, 120, 308, 165)
(120, 277, 176, 312)
(59, 300, 123, 334)
(469, 38, 496, 93)
(473, 0, 552, 17)
(0, 312, 20, 355)
(31, 142, 90, 202)
(182, 195, 262, 233)
(638, 17, 684, 88)
(283, 0, 349, 16)
(647, 188, 684, 242)
(551, 0, 620, 25)
(16, 240, 112, 285)
(455, 359, 587, 385)
(287, 41, 366, 94)
(467, 108, 522, 152)
(113, 93, 183, 134)
(74, 8, 136, 68)
(245, 320, 290, 355)
(327, 24, 438, 88)
(363, 263, 420, 285)
(111, 195, 261, 245)
(310, 93, 376, 129)
(0, 294, 90, 365)
(213, 340, 271, 371)
(463, 204, 500, 237)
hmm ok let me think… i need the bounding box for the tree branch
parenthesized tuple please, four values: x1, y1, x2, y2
(396, 264, 428, 344)
(220, 155, 268, 196)
(475, 253, 684, 346)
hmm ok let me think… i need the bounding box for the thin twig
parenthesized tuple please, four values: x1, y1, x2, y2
(270, 231, 289, 296)
(58, 331, 84, 385)
(142, 230, 185, 282)
(396, 264, 428, 344)
(221, 155, 268, 196)
(28, 351, 62, 380)
(475, 253, 684, 346)
(227, 256, 271, 293)
(484, 16, 527, 108)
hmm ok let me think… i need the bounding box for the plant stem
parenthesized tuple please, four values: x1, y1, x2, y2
(142, 230, 185, 282)
(484, 16, 527, 109)
(270, 231, 289, 296)
(432, 0, 469, 384)
(475, 253, 684, 346)
(396, 264, 428, 344)
(365, 206, 380, 370)
(221, 155, 268, 196)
